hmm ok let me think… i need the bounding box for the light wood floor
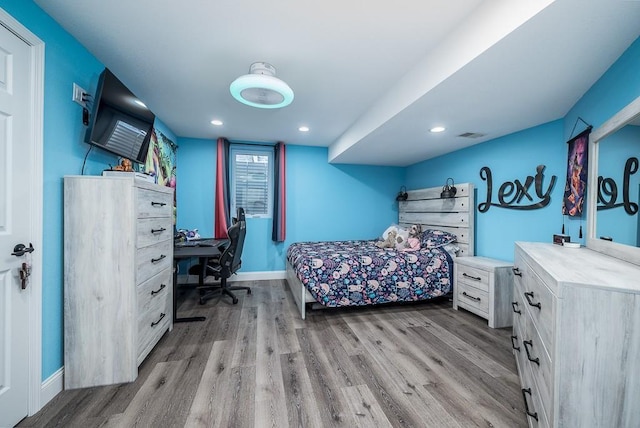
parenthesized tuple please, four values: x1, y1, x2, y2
(19, 280, 526, 428)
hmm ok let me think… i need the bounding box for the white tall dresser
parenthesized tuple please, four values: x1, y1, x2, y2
(63, 175, 174, 389)
(512, 242, 640, 427)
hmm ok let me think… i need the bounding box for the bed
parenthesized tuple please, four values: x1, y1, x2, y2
(286, 183, 475, 319)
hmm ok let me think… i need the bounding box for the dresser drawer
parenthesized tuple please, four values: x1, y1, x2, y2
(137, 217, 173, 248)
(456, 282, 489, 316)
(456, 264, 489, 292)
(514, 320, 549, 428)
(137, 287, 171, 363)
(513, 256, 555, 358)
(523, 311, 553, 423)
(136, 239, 173, 285)
(136, 187, 173, 218)
(137, 268, 172, 313)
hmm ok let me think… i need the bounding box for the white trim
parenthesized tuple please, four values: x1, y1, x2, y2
(0, 7, 46, 415)
(40, 368, 63, 407)
(177, 270, 286, 285)
(230, 270, 286, 282)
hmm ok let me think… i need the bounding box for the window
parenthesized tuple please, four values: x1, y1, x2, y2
(230, 146, 273, 218)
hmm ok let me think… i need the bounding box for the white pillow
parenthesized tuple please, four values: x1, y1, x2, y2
(396, 228, 409, 246)
(381, 224, 399, 240)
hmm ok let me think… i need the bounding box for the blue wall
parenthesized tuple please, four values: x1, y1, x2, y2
(405, 36, 640, 262)
(176, 143, 405, 271)
(0, 1, 177, 381)
(406, 121, 564, 261)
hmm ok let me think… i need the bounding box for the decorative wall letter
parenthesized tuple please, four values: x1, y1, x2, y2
(478, 165, 557, 213)
(597, 157, 639, 215)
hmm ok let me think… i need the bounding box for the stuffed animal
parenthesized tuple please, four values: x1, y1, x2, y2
(113, 158, 134, 172)
(402, 224, 423, 251)
(377, 229, 397, 248)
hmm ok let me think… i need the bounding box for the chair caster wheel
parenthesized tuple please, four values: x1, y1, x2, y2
(247, 289, 252, 295)
(199, 298, 205, 305)
(232, 297, 239, 304)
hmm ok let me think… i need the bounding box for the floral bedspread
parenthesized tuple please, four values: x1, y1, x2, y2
(286, 240, 453, 307)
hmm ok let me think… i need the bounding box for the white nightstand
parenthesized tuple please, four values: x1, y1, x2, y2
(453, 256, 514, 328)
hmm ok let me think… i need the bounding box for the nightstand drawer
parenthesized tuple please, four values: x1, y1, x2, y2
(453, 256, 513, 328)
(456, 282, 489, 315)
(456, 264, 489, 292)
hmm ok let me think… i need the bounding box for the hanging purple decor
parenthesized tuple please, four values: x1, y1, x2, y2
(562, 128, 590, 217)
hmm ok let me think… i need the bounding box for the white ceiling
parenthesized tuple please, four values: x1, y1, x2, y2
(34, 0, 640, 166)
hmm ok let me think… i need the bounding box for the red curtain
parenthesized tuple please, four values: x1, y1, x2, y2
(214, 137, 230, 239)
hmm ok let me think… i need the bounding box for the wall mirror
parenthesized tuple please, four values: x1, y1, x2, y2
(587, 94, 640, 266)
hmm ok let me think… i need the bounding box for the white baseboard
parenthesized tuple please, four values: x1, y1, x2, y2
(39, 367, 63, 411)
(177, 270, 286, 285)
(231, 270, 286, 282)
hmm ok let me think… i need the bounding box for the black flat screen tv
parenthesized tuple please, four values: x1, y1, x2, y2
(85, 68, 155, 164)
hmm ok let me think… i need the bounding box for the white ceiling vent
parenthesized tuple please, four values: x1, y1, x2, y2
(457, 132, 486, 138)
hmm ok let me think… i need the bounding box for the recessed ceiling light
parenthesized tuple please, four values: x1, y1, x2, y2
(430, 126, 446, 133)
(211, 119, 223, 126)
(298, 126, 310, 132)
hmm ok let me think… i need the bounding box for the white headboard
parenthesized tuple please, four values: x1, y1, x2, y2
(398, 183, 475, 256)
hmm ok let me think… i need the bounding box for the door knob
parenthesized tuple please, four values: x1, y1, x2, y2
(11, 243, 34, 257)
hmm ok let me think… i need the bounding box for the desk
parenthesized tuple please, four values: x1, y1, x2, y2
(173, 239, 227, 323)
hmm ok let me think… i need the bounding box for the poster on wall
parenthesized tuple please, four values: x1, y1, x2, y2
(562, 129, 590, 217)
(144, 128, 177, 222)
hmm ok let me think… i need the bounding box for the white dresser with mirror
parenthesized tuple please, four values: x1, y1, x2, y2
(513, 94, 640, 427)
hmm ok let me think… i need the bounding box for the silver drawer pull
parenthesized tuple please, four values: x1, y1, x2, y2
(521, 388, 538, 421)
(151, 227, 167, 234)
(512, 267, 522, 277)
(151, 254, 166, 263)
(151, 283, 166, 296)
(462, 272, 481, 281)
(151, 313, 166, 327)
(151, 201, 167, 207)
(523, 340, 540, 365)
(462, 291, 481, 302)
(524, 291, 541, 309)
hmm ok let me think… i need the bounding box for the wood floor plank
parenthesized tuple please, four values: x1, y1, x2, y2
(280, 352, 326, 428)
(350, 353, 461, 428)
(254, 302, 289, 428)
(231, 305, 258, 368)
(367, 312, 525, 427)
(212, 366, 256, 428)
(296, 328, 351, 426)
(410, 326, 525, 425)
(391, 309, 516, 379)
(327, 315, 365, 356)
(341, 384, 394, 428)
(273, 298, 302, 355)
(184, 340, 234, 428)
(115, 359, 190, 427)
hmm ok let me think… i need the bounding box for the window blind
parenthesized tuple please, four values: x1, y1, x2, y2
(233, 153, 270, 216)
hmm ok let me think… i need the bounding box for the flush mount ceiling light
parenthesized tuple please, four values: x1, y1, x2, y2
(230, 62, 294, 109)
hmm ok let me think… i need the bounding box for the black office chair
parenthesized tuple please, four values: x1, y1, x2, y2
(187, 207, 244, 277)
(198, 211, 251, 305)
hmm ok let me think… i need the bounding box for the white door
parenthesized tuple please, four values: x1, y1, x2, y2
(0, 22, 34, 428)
